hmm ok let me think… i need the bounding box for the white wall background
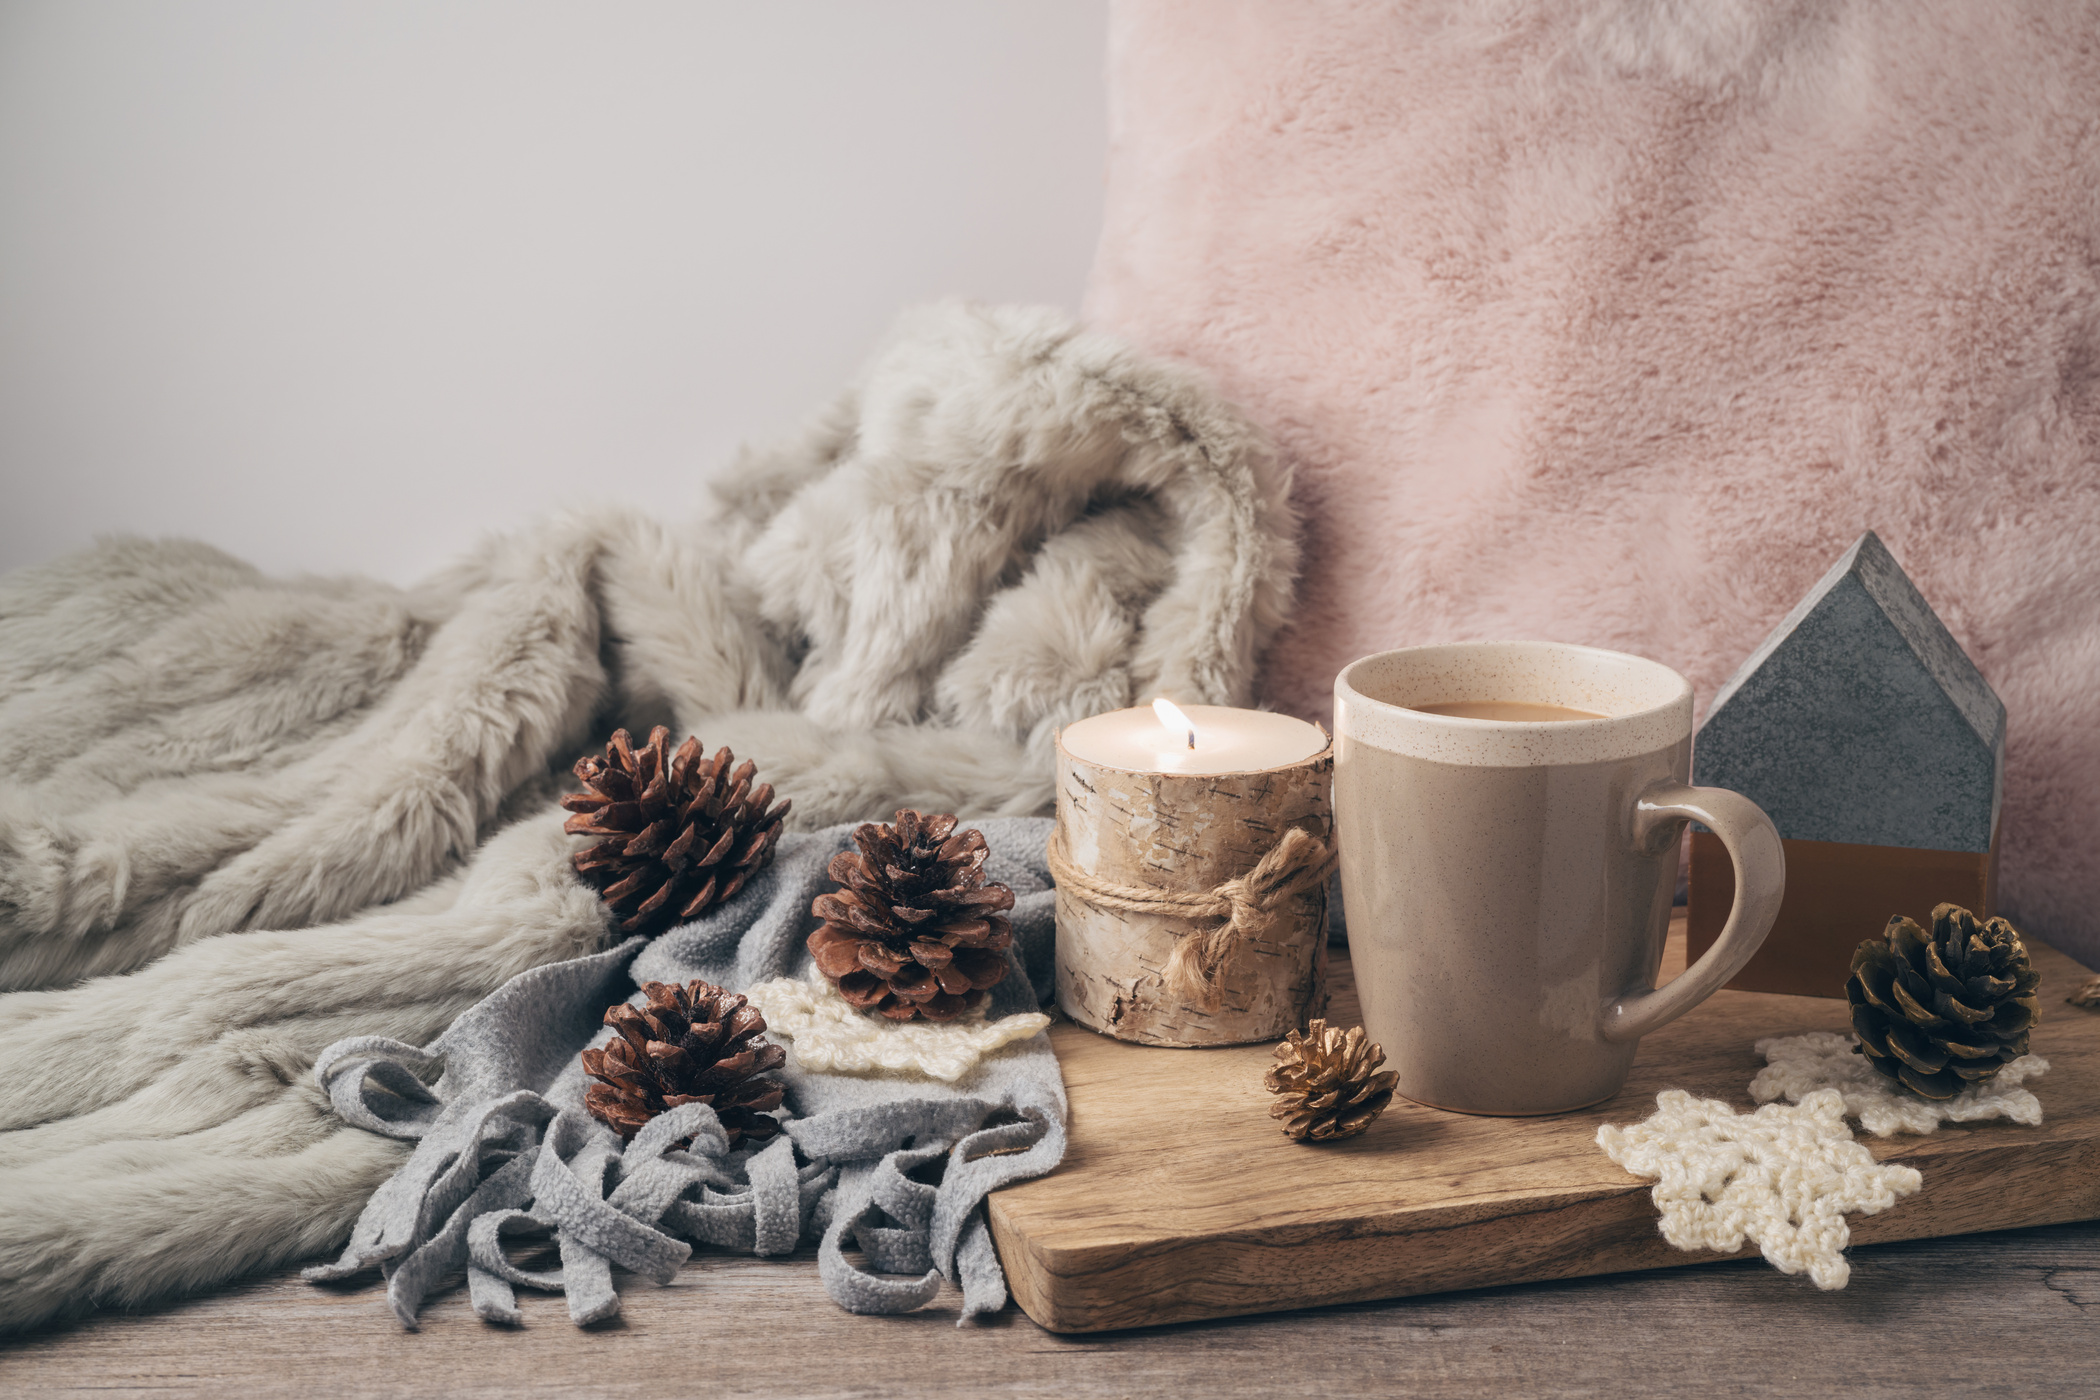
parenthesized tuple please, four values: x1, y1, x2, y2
(0, 1, 1108, 583)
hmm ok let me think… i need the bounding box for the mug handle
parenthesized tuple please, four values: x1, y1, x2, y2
(1599, 782, 1786, 1043)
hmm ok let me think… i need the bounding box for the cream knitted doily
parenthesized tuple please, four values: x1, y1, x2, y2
(1596, 1088, 1922, 1289)
(742, 973, 1051, 1083)
(1750, 1030, 2049, 1137)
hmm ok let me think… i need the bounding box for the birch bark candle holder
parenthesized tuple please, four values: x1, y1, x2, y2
(1049, 702, 1335, 1047)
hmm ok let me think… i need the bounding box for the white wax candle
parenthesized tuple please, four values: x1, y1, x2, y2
(1058, 702, 1328, 776)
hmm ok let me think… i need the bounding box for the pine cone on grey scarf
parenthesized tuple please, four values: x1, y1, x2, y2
(1848, 903, 2041, 1099)
(1265, 1019, 1399, 1143)
(581, 980, 786, 1145)
(806, 810, 1014, 1021)
(562, 726, 790, 936)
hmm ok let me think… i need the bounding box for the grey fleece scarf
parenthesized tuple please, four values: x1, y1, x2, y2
(303, 816, 1065, 1328)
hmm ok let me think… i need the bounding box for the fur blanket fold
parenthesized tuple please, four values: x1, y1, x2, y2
(0, 301, 1297, 1332)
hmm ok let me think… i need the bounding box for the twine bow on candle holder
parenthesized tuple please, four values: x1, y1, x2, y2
(1045, 824, 1338, 1007)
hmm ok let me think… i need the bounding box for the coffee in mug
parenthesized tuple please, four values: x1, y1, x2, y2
(1333, 641, 1785, 1116)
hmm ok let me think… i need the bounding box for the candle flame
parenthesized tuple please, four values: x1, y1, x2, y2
(1152, 697, 1197, 750)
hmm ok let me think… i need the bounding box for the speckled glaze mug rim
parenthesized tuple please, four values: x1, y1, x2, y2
(1336, 641, 1693, 767)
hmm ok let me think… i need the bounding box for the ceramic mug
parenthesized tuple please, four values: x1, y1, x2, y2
(1333, 642, 1786, 1116)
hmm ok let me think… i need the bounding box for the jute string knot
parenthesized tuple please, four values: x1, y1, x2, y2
(1045, 824, 1337, 1006)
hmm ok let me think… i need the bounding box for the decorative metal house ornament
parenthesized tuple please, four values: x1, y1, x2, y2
(1687, 530, 2006, 998)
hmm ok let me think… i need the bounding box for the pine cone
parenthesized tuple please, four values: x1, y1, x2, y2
(1848, 903, 2041, 1100)
(562, 726, 790, 936)
(1265, 1019, 1399, 1143)
(581, 980, 786, 1145)
(806, 810, 1014, 1021)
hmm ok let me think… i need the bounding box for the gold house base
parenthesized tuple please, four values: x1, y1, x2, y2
(1687, 827, 2000, 1000)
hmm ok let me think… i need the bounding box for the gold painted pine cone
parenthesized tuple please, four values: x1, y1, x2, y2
(807, 810, 1015, 1022)
(1847, 903, 2041, 1100)
(1265, 1019, 1399, 1143)
(561, 726, 790, 936)
(581, 979, 786, 1145)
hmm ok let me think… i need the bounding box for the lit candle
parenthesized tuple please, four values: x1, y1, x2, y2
(1057, 701, 1328, 776)
(1050, 700, 1334, 1047)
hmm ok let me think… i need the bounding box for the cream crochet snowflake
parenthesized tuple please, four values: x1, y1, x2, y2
(1751, 1031, 2049, 1138)
(743, 973, 1050, 1083)
(1596, 1088, 1922, 1289)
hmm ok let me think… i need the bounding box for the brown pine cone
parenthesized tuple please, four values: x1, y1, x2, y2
(1848, 903, 2041, 1099)
(562, 726, 790, 936)
(806, 810, 1014, 1021)
(581, 980, 786, 1145)
(1265, 1019, 1399, 1143)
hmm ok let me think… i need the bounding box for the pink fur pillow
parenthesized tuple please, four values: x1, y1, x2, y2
(1086, 0, 2100, 961)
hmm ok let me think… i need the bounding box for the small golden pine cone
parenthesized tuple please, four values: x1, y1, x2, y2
(1264, 1018, 1399, 1143)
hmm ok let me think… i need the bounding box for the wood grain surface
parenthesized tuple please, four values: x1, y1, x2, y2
(6, 1223, 2095, 1398)
(7, 911, 2098, 1396)
(989, 914, 2100, 1332)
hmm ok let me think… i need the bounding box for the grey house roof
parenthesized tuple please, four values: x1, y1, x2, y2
(1692, 531, 2004, 853)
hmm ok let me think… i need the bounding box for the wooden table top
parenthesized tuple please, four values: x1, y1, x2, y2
(991, 916, 2100, 1332)
(7, 914, 2097, 1397)
(5, 1221, 2094, 1398)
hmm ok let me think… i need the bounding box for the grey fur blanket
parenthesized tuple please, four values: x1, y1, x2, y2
(306, 818, 1062, 1329)
(0, 302, 1296, 1331)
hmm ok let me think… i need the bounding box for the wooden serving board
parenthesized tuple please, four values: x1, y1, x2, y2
(986, 914, 2100, 1333)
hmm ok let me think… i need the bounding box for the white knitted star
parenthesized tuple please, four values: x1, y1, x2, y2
(1751, 1031, 2049, 1138)
(1597, 1088, 1922, 1289)
(743, 972, 1049, 1083)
